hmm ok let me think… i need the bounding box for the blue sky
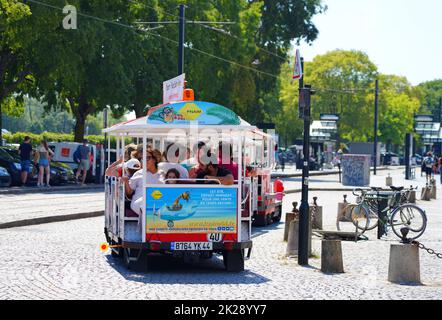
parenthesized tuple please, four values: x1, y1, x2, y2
(298, 0, 442, 85)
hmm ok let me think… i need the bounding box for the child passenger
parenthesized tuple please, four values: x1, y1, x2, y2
(165, 168, 180, 184)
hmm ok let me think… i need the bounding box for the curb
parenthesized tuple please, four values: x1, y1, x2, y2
(0, 210, 104, 229)
(284, 188, 370, 194)
(271, 166, 403, 179)
(0, 185, 104, 196)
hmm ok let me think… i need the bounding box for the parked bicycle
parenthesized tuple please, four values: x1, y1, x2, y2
(350, 186, 427, 240)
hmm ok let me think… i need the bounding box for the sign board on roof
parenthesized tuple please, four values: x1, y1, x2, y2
(147, 101, 241, 125)
(163, 74, 185, 104)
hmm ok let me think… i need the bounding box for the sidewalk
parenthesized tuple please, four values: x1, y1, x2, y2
(0, 183, 104, 195)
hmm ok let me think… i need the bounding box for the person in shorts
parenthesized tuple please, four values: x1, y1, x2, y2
(76, 139, 91, 185)
(423, 152, 434, 184)
(18, 136, 33, 185)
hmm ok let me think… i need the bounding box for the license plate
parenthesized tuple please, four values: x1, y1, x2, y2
(172, 242, 213, 251)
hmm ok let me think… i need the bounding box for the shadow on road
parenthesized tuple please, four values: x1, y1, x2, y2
(105, 254, 271, 285)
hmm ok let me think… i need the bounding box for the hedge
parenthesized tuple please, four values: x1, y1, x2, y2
(3, 132, 117, 148)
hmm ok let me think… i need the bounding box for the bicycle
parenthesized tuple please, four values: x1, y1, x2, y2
(350, 186, 427, 240)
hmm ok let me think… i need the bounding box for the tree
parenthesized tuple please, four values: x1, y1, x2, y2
(0, 0, 33, 144)
(303, 50, 378, 143)
(378, 74, 421, 150)
(27, 0, 140, 141)
(417, 79, 442, 121)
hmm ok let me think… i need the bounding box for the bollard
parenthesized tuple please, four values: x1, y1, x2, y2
(284, 202, 299, 241)
(421, 186, 430, 201)
(286, 219, 299, 256)
(310, 197, 323, 230)
(286, 219, 312, 256)
(388, 244, 421, 284)
(321, 240, 344, 273)
(407, 190, 416, 203)
(336, 195, 350, 230)
(284, 212, 297, 242)
(386, 174, 393, 187)
(430, 185, 436, 199)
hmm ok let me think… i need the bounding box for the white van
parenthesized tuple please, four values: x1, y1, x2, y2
(48, 142, 98, 177)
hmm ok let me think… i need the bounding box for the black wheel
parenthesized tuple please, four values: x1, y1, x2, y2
(253, 214, 267, 227)
(123, 248, 148, 272)
(390, 204, 427, 240)
(272, 206, 282, 223)
(266, 214, 273, 225)
(167, 220, 174, 228)
(350, 205, 374, 231)
(223, 249, 244, 272)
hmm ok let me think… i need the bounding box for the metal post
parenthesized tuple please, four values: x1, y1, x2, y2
(373, 80, 379, 175)
(103, 108, 109, 171)
(298, 85, 313, 266)
(405, 133, 412, 180)
(178, 4, 186, 75)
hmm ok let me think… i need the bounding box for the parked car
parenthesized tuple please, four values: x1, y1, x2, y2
(0, 166, 12, 187)
(381, 152, 400, 166)
(0, 148, 24, 186)
(0, 147, 75, 186)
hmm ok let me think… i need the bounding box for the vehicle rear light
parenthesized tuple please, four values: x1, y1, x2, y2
(223, 241, 234, 251)
(150, 242, 161, 251)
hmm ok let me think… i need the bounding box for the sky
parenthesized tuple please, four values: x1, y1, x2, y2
(298, 0, 442, 86)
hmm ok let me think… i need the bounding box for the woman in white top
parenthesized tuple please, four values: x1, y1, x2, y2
(121, 147, 164, 215)
(37, 140, 54, 187)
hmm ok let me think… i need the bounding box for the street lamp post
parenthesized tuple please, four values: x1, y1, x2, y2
(373, 80, 379, 174)
(298, 84, 314, 266)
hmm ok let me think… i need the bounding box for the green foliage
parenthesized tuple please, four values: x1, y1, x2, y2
(417, 79, 442, 118)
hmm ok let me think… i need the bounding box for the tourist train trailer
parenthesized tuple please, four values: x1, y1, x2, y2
(102, 93, 282, 271)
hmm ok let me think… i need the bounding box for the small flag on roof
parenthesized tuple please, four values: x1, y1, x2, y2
(293, 49, 303, 80)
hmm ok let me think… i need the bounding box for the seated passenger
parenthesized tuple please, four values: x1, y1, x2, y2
(121, 147, 164, 215)
(165, 168, 180, 184)
(189, 141, 216, 178)
(158, 143, 189, 180)
(123, 158, 141, 178)
(218, 142, 239, 181)
(196, 162, 234, 185)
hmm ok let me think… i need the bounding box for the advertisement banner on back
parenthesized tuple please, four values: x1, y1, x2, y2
(146, 187, 237, 234)
(293, 49, 303, 80)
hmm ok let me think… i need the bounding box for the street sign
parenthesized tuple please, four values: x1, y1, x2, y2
(293, 49, 303, 80)
(163, 74, 185, 104)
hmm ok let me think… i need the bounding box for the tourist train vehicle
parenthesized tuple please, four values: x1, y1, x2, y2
(102, 89, 283, 271)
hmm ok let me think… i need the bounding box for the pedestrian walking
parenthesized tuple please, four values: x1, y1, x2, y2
(18, 136, 33, 186)
(37, 140, 54, 187)
(75, 139, 91, 186)
(423, 152, 435, 184)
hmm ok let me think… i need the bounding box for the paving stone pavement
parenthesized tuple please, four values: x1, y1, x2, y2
(0, 190, 104, 225)
(0, 186, 441, 300)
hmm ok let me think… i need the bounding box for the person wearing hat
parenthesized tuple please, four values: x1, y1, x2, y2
(121, 147, 165, 215)
(75, 139, 91, 186)
(123, 158, 141, 178)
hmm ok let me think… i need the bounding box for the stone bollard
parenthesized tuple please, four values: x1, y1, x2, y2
(430, 185, 437, 199)
(310, 197, 323, 230)
(386, 174, 393, 187)
(336, 195, 349, 230)
(321, 240, 344, 273)
(284, 202, 299, 242)
(388, 244, 421, 284)
(407, 190, 416, 203)
(286, 219, 312, 256)
(421, 186, 430, 201)
(286, 219, 299, 256)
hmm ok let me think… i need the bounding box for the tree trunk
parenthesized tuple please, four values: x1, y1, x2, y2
(74, 112, 86, 142)
(0, 100, 3, 146)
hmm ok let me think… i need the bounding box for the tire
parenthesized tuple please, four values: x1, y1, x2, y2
(350, 205, 372, 231)
(123, 248, 148, 272)
(223, 249, 244, 272)
(253, 214, 267, 227)
(272, 206, 282, 223)
(110, 240, 123, 258)
(390, 204, 427, 240)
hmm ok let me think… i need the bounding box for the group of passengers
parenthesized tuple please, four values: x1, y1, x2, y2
(105, 141, 238, 215)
